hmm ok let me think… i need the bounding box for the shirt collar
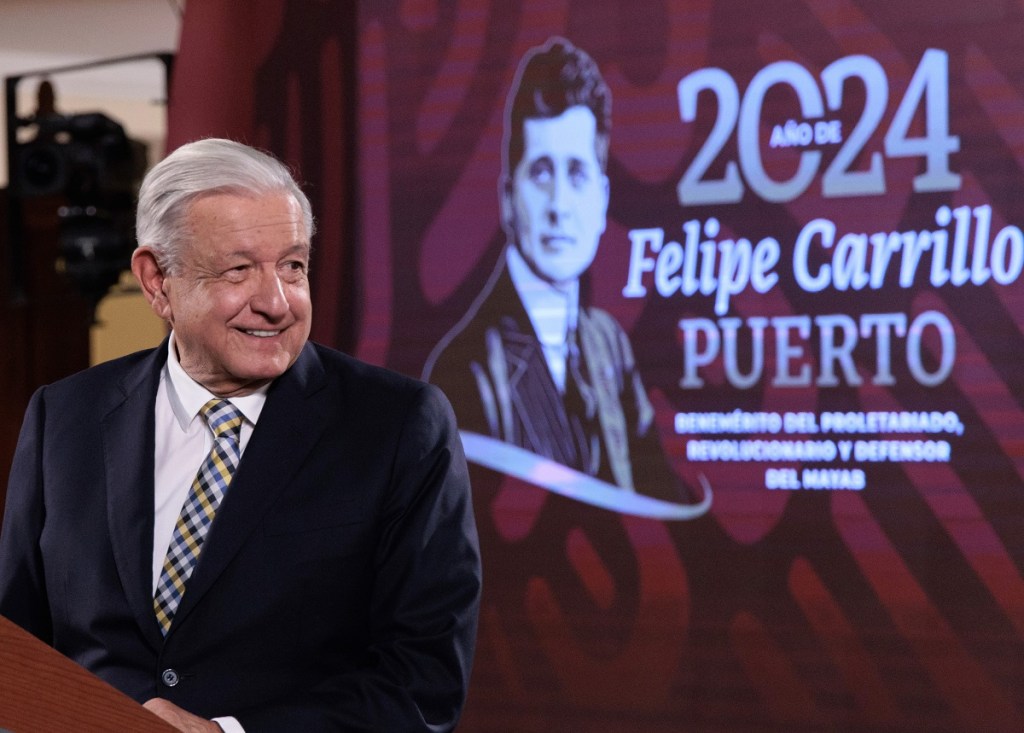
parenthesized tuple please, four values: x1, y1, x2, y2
(164, 331, 269, 432)
(506, 245, 579, 348)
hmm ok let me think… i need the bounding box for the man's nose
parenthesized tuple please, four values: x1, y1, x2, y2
(250, 268, 289, 318)
(547, 169, 572, 221)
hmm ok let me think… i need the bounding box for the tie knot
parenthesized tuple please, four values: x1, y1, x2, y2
(200, 399, 244, 439)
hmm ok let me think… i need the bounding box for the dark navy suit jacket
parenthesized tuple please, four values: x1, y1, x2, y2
(0, 339, 481, 732)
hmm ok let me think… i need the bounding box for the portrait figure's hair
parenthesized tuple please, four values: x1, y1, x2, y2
(135, 138, 315, 274)
(502, 37, 612, 178)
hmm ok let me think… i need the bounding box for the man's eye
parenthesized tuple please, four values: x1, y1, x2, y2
(569, 161, 589, 187)
(528, 160, 553, 184)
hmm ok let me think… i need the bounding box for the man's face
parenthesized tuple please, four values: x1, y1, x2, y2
(156, 191, 312, 396)
(507, 105, 609, 287)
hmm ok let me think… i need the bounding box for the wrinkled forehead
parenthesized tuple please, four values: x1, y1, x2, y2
(180, 192, 310, 258)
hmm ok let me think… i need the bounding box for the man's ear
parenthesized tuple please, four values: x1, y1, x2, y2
(131, 247, 172, 322)
(598, 172, 610, 233)
(500, 176, 516, 236)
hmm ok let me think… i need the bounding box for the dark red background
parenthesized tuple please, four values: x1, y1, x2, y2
(170, 2, 1024, 730)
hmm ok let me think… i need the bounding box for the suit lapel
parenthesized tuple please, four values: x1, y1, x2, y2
(501, 327, 540, 391)
(103, 343, 167, 649)
(577, 309, 633, 489)
(168, 343, 330, 632)
(496, 306, 583, 464)
(492, 269, 565, 428)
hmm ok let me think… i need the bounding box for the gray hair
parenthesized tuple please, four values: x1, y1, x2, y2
(135, 138, 315, 274)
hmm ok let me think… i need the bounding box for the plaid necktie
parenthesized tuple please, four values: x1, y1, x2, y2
(154, 399, 244, 635)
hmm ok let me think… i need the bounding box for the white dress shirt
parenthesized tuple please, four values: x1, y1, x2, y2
(152, 332, 267, 733)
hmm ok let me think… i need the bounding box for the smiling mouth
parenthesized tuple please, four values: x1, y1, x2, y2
(242, 329, 282, 338)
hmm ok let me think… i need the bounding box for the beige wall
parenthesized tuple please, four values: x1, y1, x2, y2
(90, 273, 168, 365)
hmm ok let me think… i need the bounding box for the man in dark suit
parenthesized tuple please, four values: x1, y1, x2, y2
(423, 38, 676, 500)
(0, 138, 481, 732)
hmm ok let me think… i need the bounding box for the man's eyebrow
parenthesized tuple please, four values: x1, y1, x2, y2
(280, 243, 311, 257)
(220, 243, 310, 261)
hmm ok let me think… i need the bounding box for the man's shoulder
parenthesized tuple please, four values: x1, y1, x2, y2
(307, 342, 442, 403)
(581, 305, 627, 335)
(304, 343, 459, 437)
(42, 344, 164, 398)
(421, 266, 527, 382)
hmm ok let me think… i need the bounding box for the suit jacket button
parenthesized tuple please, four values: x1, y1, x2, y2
(161, 668, 180, 687)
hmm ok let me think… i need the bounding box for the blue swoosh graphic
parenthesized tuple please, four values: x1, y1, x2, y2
(460, 431, 712, 520)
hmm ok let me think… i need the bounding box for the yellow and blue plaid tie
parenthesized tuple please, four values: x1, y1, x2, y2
(154, 399, 244, 635)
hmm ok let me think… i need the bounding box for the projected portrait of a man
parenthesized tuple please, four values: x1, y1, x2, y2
(424, 37, 706, 516)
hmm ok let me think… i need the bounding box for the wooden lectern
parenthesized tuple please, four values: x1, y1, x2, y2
(0, 615, 176, 732)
